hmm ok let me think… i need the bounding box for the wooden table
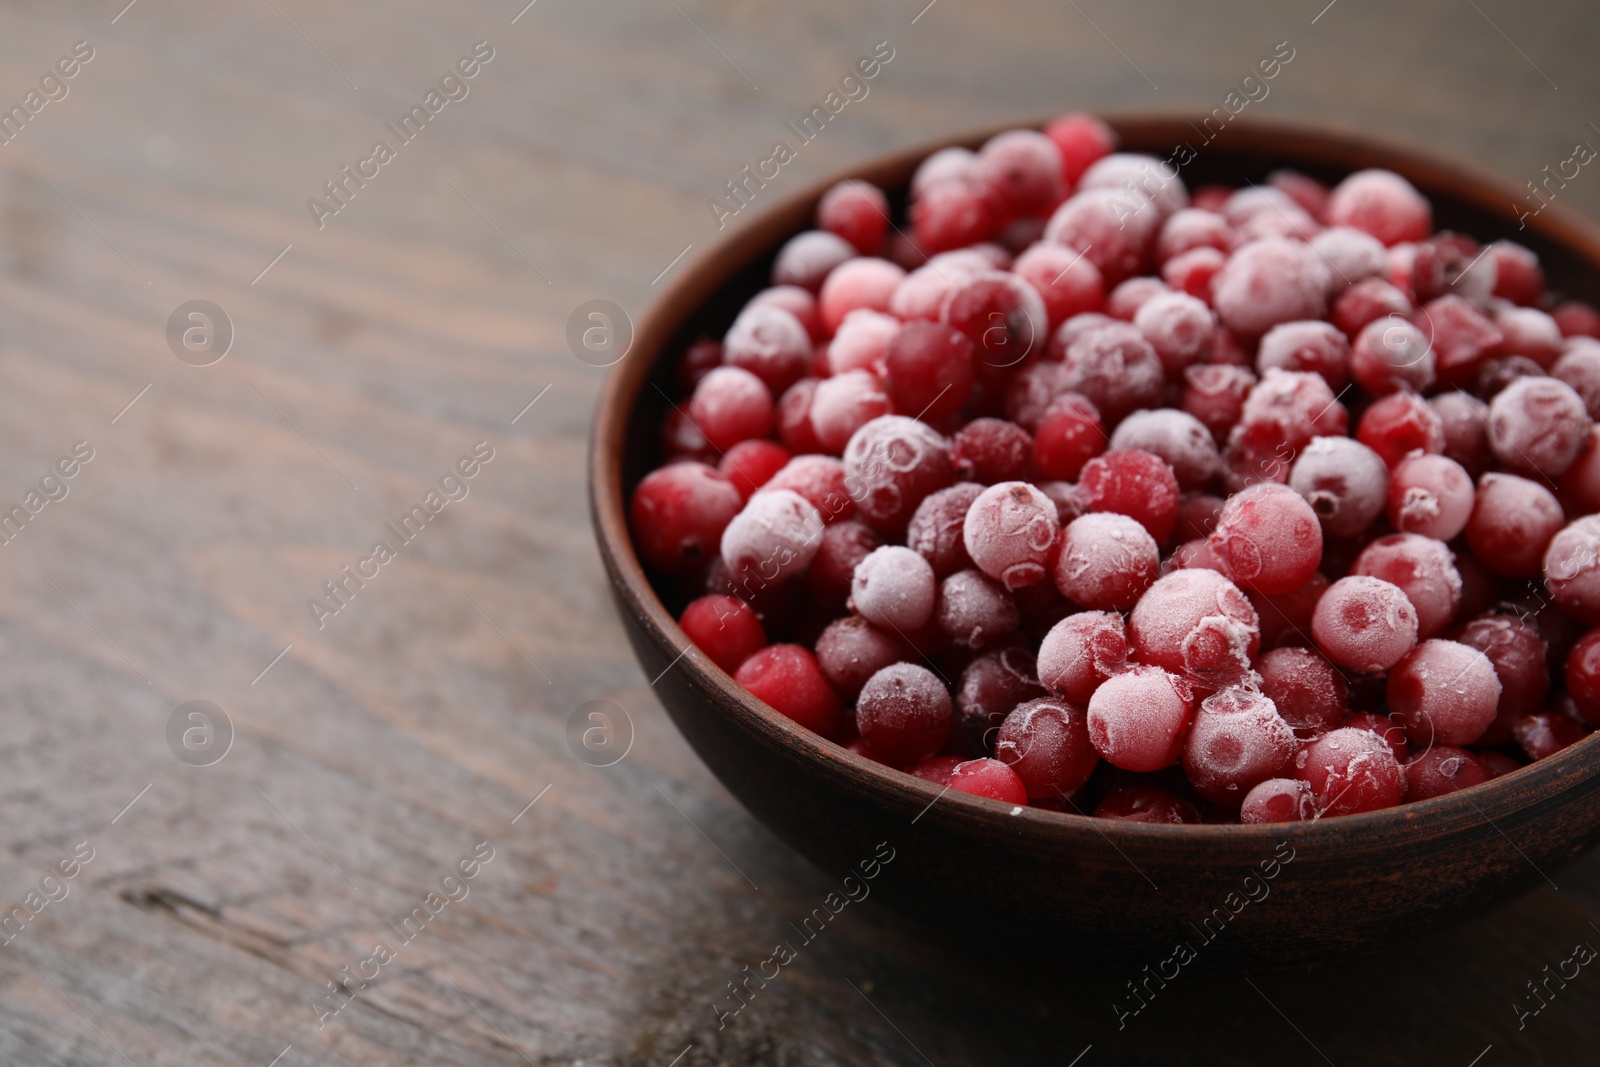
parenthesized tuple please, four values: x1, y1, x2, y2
(2, 1, 1598, 1063)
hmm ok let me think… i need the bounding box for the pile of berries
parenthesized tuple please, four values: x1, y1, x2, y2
(629, 112, 1600, 824)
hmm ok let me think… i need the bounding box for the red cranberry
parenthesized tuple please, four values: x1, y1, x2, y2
(1078, 450, 1181, 543)
(936, 569, 1021, 649)
(941, 271, 1047, 372)
(905, 483, 983, 576)
(818, 258, 906, 335)
(735, 645, 843, 738)
(1212, 237, 1330, 338)
(1289, 436, 1390, 539)
(1060, 322, 1165, 423)
(1555, 300, 1600, 339)
(1044, 187, 1161, 286)
(842, 415, 955, 535)
(817, 180, 889, 254)
(1489, 240, 1544, 305)
(1180, 363, 1257, 442)
(1034, 393, 1107, 482)
(1357, 389, 1445, 469)
(1418, 295, 1503, 389)
(1312, 575, 1419, 673)
(773, 230, 854, 292)
(1451, 613, 1550, 744)
(1298, 726, 1404, 816)
(764, 454, 854, 523)
(1043, 112, 1117, 186)
(856, 662, 953, 765)
(976, 129, 1065, 217)
(630, 462, 744, 574)
(1210, 482, 1323, 596)
(1183, 686, 1297, 805)
(680, 594, 768, 674)
(1512, 711, 1588, 761)
(810, 371, 892, 454)
(1564, 630, 1600, 726)
(1325, 169, 1431, 246)
(1386, 453, 1473, 541)
(1351, 316, 1435, 395)
(1257, 320, 1351, 390)
(1240, 778, 1317, 823)
(1350, 533, 1462, 640)
(963, 481, 1060, 589)
(1487, 376, 1591, 480)
(909, 754, 964, 785)
(815, 615, 908, 701)
(1403, 746, 1491, 800)
(995, 698, 1098, 799)
(1094, 786, 1201, 824)
(1387, 638, 1500, 747)
(1256, 646, 1348, 738)
(1544, 516, 1600, 624)
(1054, 513, 1159, 611)
(1128, 568, 1260, 683)
(724, 305, 813, 393)
(1086, 665, 1196, 771)
(1552, 339, 1600, 420)
(1332, 278, 1413, 338)
(1463, 472, 1565, 578)
(948, 757, 1030, 804)
(1250, 572, 1329, 652)
(719, 439, 791, 500)
(956, 646, 1047, 753)
(1012, 243, 1106, 327)
(1037, 611, 1128, 705)
(1163, 246, 1227, 300)
(952, 418, 1034, 484)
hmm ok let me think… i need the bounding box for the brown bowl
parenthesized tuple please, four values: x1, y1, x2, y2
(590, 115, 1600, 969)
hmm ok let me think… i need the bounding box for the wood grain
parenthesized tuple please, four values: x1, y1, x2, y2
(1, 1, 1599, 1064)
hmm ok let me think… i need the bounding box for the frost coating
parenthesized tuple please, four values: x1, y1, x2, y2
(720, 489, 824, 586)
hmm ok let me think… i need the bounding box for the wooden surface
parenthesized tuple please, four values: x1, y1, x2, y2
(2, 1, 1599, 1064)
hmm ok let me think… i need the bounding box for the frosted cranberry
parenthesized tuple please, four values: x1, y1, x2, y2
(1177, 492, 1225, 541)
(724, 304, 814, 395)
(1221, 184, 1302, 227)
(763, 454, 854, 523)
(889, 263, 966, 323)
(1080, 153, 1188, 218)
(1258, 646, 1348, 738)
(1556, 300, 1600, 339)
(1553, 340, 1600, 419)
(680, 595, 768, 674)
(807, 520, 881, 608)
(748, 286, 823, 344)
(1309, 227, 1388, 291)
(1077, 450, 1181, 543)
(1038, 611, 1128, 705)
(735, 645, 843, 738)
(630, 463, 744, 574)
(1351, 316, 1435, 394)
(996, 698, 1098, 799)
(776, 379, 825, 455)
(1086, 665, 1195, 772)
(1545, 516, 1600, 624)
(1163, 246, 1227, 300)
(1165, 539, 1229, 576)
(911, 176, 1000, 253)
(1417, 295, 1504, 387)
(1403, 746, 1491, 800)
(817, 180, 889, 254)
(1565, 630, 1600, 725)
(1105, 277, 1170, 322)
(1513, 712, 1588, 761)
(1298, 726, 1404, 816)
(976, 129, 1065, 217)
(962, 481, 1060, 589)
(912, 146, 977, 198)
(818, 258, 905, 336)
(1043, 112, 1116, 186)
(1325, 169, 1431, 246)
(815, 615, 907, 700)
(1128, 568, 1260, 683)
(1049, 311, 1115, 355)
(1033, 394, 1106, 482)
(825, 308, 898, 376)
(1450, 613, 1549, 744)
(809, 371, 891, 454)
(1490, 240, 1544, 306)
(1052, 513, 1159, 611)
(1003, 361, 1071, 433)
(1094, 786, 1201, 824)
(1012, 243, 1107, 327)
(1477, 356, 1545, 402)
(1488, 376, 1591, 479)
(1332, 277, 1414, 338)
(1180, 363, 1256, 442)
(1250, 572, 1329, 652)
(1108, 410, 1218, 491)
(1132, 291, 1214, 375)
(720, 488, 824, 587)
(1385, 453, 1473, 542)
(677, 337, 725, 393)
(773, 229, 855, 292)
(1212, 238, 1330, 338)
(842, 415, 955, 535)
(1233, 370, 1350, 465)
(936, 569, 1020, 649)
(1464, 473, 1565, 578)
(1350, 534, 1462, 640)
(940, 272, 1048, 372)
(910, 755, 964, 785)
(1210, 482, 1323, 596)
(1288, 436, 1389, 539)
(1312, 575, 1418, 672)
(1044, 187, 1161, 286)
(1257, 321, 1351, 390)
(951, 418, 1033, 485)
(1058, 322, 1165, 423)
(948, 758, 1030, 804)
(688, 366, 773, 451)
(906, 483, 983, 576)
(1430, 391, 1493, 477)
(850, 545, 936, 632)
(1183, 686, 1297, 805)
(1386, 638, 1501, 747)
(1156, 208, 1233, 262)
(1480, 751, 1525, 778)
(1240, 778, 1317, 823)
(1563, 427, 1600, 514)
(662, 407, 714, 463)
(1357, 390, 1445, 469)
(1493, 306, 1564, 369)
(855, 662, 952, 763)
(956, 646, 1046, 753)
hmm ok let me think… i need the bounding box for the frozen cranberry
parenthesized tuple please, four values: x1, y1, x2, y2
(677, 337, 725, 393)
(1076, 450, 1181, 543)
(1105, 277, 1170, 321)
(911, 147, 977, 197)
(817, 180, 889, 254)
(1043, 112, 1116, 186)
(1037, 611, 1128, 705)
(1312, 575, 1419, 673)
(764, 454, 854, 523)
(1544, 516, 1600, 624)
(1044, 187, 1161, 286)
(1128, 568, 1260, 683)
(815, 615, 907, 701)
(1556, 300, 1600, 339)
(1564, 630, 1600, 726)
(825, 308, 898, 376)
(1240, 778, 1317, 823)
(1257, 646, 1348, 738)
(890, 262, 968, 323)
(1298, 726, 1404, 816)
(1493, 306, 1564, 368)
(1351, 534, 1462, 640)
(662, 406, 713, 461)
(1053, 513, 1159, 611)
(630, 462, 744, 574)
(719, 439, 791, 500)
(842, 415, 955, 535)
(773, 229, 855, 292)
(1325, 169, 1431, 246)
(1212, 237, 1330, 337)
(1513, 711, 1588, 762)
(976, 129, 1065, 217)
(1332, 277, 1414, 338)
(855, 663, 951, 764)
(1086, 665, 1196, 771)
(1156, 208, 1233, 262)
(1250, 572, 1329, 652)
(1488, 376, 1591, 479)
(940, 271, 1048, 371)
(1166, 538, 1229, 576)
(1357, 390, 1446, 469)
(1351, 316, 1435, 394)
(723, 305, 813, 393)
(720, 488, 824, 592)
(1176, 492, 1225, 541)
(936, 569, 1020, 649)
(1310, 227, 1388, 291)
(1288, 436, 1389, 539)
(1483, 239, 1542, 306)
(909, 754, 964, 785)
(1476, 355, 1545, 403)
(956, 646, 1046, 753)
(1553, 340, 1600, 420)
(679, 595, 767, 674)
(951, 418, 1033, 485)
(818, 258, 906, 336)
(1383, 455, 1471, 544)
(1563, 427, 1600, 514)
(1133, 291, 1214, 375)
(1256, 320, 1351, 390)
(1452, 613, 1550, 743)
(1464, 472, 1565, 578)
(1163, 246, 1227, 300)
(912, 175, 1001, 254)
(1403, 746, 1491, 800)
(1385, 638, 1501, 747)
(807, 520, 881, 607)
(688, 366, 773, 451)
(1413, 297, 1502, 393)
(1080, 153, 1188, 218)
(905, 483, 983, 577)
(810, 371, 893, 454)
(963, 481, 1060, 589)
(1183, 686, 1297, 805)
(1004, 361, 1071, 433)
(1180, 363, 1256, 442)
(1107, 410, 1219, 491)
(1233, 370, 1350, 468)
(776, 379, 825, 455)
(1427, 390, 1492, 477)
(948, 757, 1030, 804)
(735, 645, 843, 738)
(995, 698, 1098, 799)
(748, 286, 823, 345)
(1033, 394, 1107, 482)
(1059, 322, 1165, 423)
(1094, 786, 1201, 824)
(849, 546, 936, 632)
(1012, 243, 1106, 328)
(1210, 482, 1323, 596)
(1341, 711, 1410, 764)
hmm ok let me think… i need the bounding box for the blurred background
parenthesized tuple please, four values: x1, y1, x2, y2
(1, 1, 1598, 1064)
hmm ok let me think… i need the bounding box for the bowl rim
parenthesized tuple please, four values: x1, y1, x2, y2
(591, 112, 1600, 844)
